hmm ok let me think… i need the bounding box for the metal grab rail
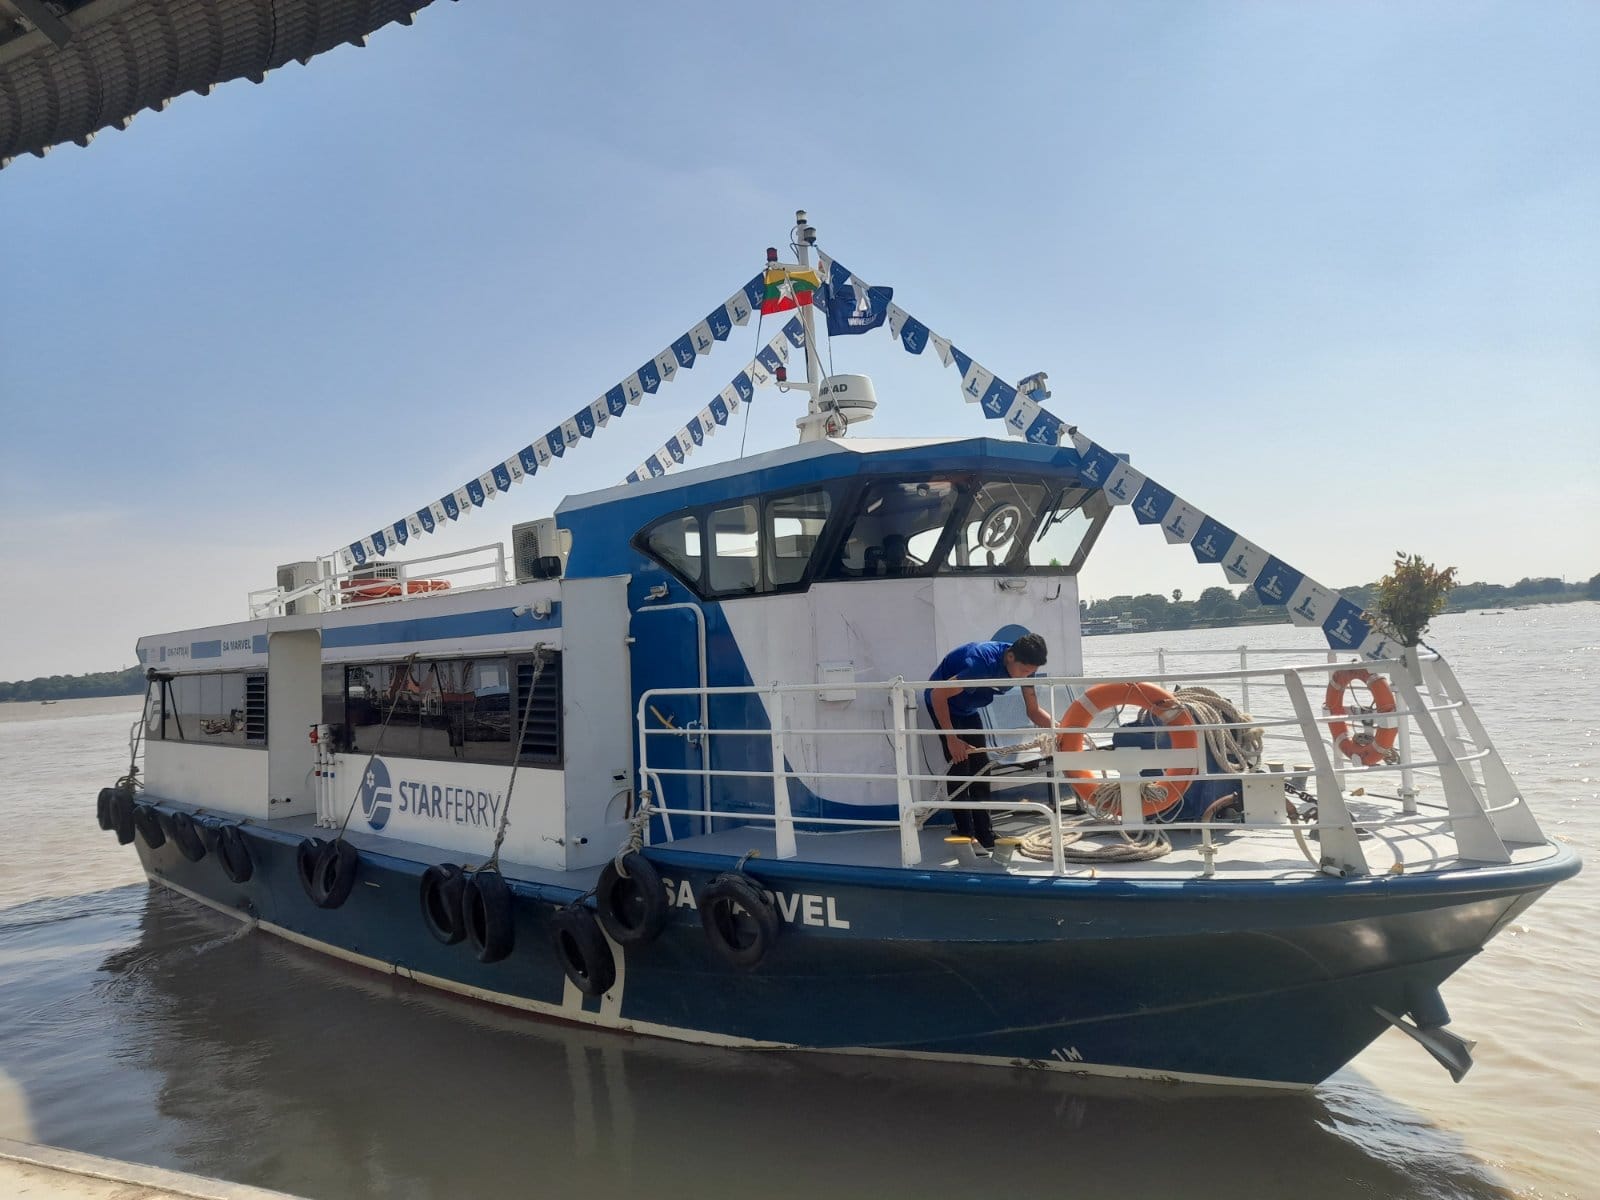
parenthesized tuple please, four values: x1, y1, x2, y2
(247, 542, 509, 618)
(635, 652, 1538, 878)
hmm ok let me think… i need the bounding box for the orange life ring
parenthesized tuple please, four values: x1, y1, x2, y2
(1325, 668, 1398, 766)
(339, 578, 452, 601)
(1055, 681, 1199, 818)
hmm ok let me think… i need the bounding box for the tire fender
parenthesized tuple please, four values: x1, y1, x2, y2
(595, 852, 669, 946)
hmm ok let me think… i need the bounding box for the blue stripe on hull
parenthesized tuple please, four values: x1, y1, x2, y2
(134, 811, 1576, 1088)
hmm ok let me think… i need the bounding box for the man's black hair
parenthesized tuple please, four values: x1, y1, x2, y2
(1009, 632, 1048, 667)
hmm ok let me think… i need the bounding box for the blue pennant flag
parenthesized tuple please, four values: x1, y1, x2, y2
(1076, 442, 1119, 487)
(1254, 557, 1303, 607)
(949, 345, 973, 376)
(1026, 410, 1064, 446)
(416, 507, 436, 535)
(1322, 597, 1372, 652)
(518, 445, 540, 476)
(349, 541, 368, 567)
(756, 344, 784, 374)
(666, 436, 685, 464)
(899, 314, 929, 355)
(492, 463, 513, 492)
(687, 416, 704, 446)
(465, 479, 486, 508)
(545, 429, 566, 458)
(637, 361, 661, 394)
(441, 494, 460, 521)
(1190, 517, 1234, 564)
(372, 530, 387, 556)
(823, 284, 893, 337)
(605, 385, 628, 418)
(645, 457, 666, 478)
(782, 316, 806, 348)
(626, 470, 642, 484)
(709, 394, 730, 425)
(1131, 479, 1175, 525)
(980, 378, 1017, 420)
(742, 274, 764, 312)
(672, 334, 696, 370)
(823, 258, 854, 292)
(391, 520, 408, 546)
(576, 408, 596, 438)
(732, 371, 754, 403)
(708, 305, 733, 341)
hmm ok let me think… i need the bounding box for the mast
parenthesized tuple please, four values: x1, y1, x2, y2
(792, 209, 824, 388)
(787, 207, 878, 443)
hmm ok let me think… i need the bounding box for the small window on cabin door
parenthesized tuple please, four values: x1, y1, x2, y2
(766, 490, 832, 587)
(707, 503, 760, 594)
(644, 514, 703, 584)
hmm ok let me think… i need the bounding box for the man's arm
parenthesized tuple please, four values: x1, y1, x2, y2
(1021, 684, 1053, 729)
(930, 684, 971, 763)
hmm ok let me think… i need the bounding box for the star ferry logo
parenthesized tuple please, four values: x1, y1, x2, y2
(360, 759, 394, 831)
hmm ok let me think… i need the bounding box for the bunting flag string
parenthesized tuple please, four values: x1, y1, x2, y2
(622, 317, 803, 483)
(818, 248, 1399, 660)
(338, 273, 768, 569)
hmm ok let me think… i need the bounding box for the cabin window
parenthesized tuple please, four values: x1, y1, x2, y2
(151, 671, 267, 748)
(945, 478, 1050, 571)
(338, 653, 559, 767)
(1023, 487, 1108, 573)
(644, 514, 702, 584)
(819, 480, 962, 580)
(707, 503, 760, 594)
(766, 490, 832, 587)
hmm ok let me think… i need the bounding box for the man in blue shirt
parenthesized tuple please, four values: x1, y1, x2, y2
(925, 632, 1053, 850)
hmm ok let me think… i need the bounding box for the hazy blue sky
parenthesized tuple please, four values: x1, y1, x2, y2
(2, 1, 1596, 678)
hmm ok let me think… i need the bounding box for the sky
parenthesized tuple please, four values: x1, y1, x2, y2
(1, 1, 1596, 679)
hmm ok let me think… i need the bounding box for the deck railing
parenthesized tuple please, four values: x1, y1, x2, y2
(246, 543, 508, 618)
(635, 651, 1544, 878)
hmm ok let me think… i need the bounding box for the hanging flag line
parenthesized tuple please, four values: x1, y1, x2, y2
(818, 248, 1399, 660)
(622, 316, 804, 484)
(337, 274, 769, 568)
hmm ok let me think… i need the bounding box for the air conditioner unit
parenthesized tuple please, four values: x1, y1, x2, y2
(511, 518, 571, 582)
(275, 561, 327, 615)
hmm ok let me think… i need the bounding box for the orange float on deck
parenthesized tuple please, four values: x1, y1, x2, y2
(338, 578, 451, 602)
(1055, 681, 1199, 818)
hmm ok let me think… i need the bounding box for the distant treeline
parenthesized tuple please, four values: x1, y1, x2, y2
(0, 666, 145, 703)
(1084, 573, 1600, 633)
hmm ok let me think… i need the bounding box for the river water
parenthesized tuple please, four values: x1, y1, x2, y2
(0, 605, 1594, 1199)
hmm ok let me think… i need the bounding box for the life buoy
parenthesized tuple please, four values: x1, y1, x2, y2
(296, 838, 326, 902)
(1325, 668, 1399, 766)
(595, 853, 669, 946)
(1055, 681, 1199, 818)
(698, 873, 780, 970)
(216, 824, 254, 884)
(550, 906, 616, 996)
(168, 811, 207, 861)
(311, 840, 360, 909)
(96, 787, 114, 832)
(338, 578, 451, 602)
(133, 803, 166, 850)
(461, 869, 514, 963)
(420, 864, 467, 945)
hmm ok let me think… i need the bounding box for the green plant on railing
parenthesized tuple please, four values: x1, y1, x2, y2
(1365, 552, 1458, 647)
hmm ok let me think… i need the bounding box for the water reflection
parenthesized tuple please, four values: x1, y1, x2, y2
(0, 884, 1513, 1200)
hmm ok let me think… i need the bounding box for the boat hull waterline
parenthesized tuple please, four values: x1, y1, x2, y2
(133, 811, 1578, 1089)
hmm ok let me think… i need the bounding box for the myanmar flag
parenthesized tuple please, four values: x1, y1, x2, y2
(761, 266, 820, 315)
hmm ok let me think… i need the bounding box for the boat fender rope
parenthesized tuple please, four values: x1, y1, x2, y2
(479, 644, 553, 875)
(595, 852, 669, 946)
(698, 872, 780, 970)
(550, 905, 616, 996)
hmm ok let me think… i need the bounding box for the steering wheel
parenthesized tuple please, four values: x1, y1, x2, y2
(977, 502, 1023, 549)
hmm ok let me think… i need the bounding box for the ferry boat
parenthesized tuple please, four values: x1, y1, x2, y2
(98, 213, 1579, 1089)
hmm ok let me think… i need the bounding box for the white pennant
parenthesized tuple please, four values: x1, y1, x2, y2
(1102, 461, 1144, 505)
(1218, 538, 1268, 588)
(1070, 429, 1093, 455)
(727, 287, 753, 326)
(653, 449, 674, 474)
(699, 406, 717, 436)
(407, 515, 424, 538)
(1287, 578, 1335, 627)
(655, 348, 678, 386)
(506, 456, 525, 484)
(930, 334, 953, 367)
(624, 375, 644, 405)
(1003, 395, 1041, 438)
(360, 535, 378, 560)
(959, 361, 994, 404)
(770, 334, 791, 363)
(453, 487, 473, 515)
(720, 384, 742, 413)
(479, 471, 498, 499)
(562, 417, 582, 447)
(887, 302, 909, 340)
(1161, 501, 1202, 545)
(750, 359, 771, 388)
(340, 548, 355, 568)
(690, 320, 715, 358)
(590, 397, 610, 428)
(430, 500, 449, 526)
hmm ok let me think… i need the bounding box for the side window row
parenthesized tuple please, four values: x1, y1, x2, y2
(641, 488, 833, 598)
(148, 671, 267, 748)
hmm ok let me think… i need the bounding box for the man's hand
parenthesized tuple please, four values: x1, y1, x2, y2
(946, 735, 971, 764)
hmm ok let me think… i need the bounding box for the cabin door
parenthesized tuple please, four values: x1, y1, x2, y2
(629, 606, 709, 839)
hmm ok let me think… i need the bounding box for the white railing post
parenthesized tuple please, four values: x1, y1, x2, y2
(1423, 655, 1544, 843)
(769, 684, 797, 859)
(1282, 670, 1369, 876)
(1238, 646, 1250, 712)
(890, 681, 922, 867)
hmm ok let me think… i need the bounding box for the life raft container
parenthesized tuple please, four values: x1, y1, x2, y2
(338, 578, 451, 602)
(1325, 668, 1399, 766)
(1055, 681, 1199, 818)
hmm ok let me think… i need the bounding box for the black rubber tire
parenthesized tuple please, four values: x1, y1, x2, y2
(110, 790, 136, 846)
(296, 838, 326, 903)
(96, 787, 114, 832)
(595, 852, 669, 946)
(698, 873, 780, 970)
(313, 840, 359, 910)
(420, 864, 466, 945)
(132, 803, 166, 850)
(550, 906, 616, 996)
(461, 870, 514, 963)
(168, 812, 207, 862)
(216, 824, 254, 884)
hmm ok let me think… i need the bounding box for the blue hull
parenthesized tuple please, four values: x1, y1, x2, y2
(134, 809, 1580, 1088)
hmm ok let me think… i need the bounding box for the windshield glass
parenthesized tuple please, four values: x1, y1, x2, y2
(822, 480, 961, 579)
